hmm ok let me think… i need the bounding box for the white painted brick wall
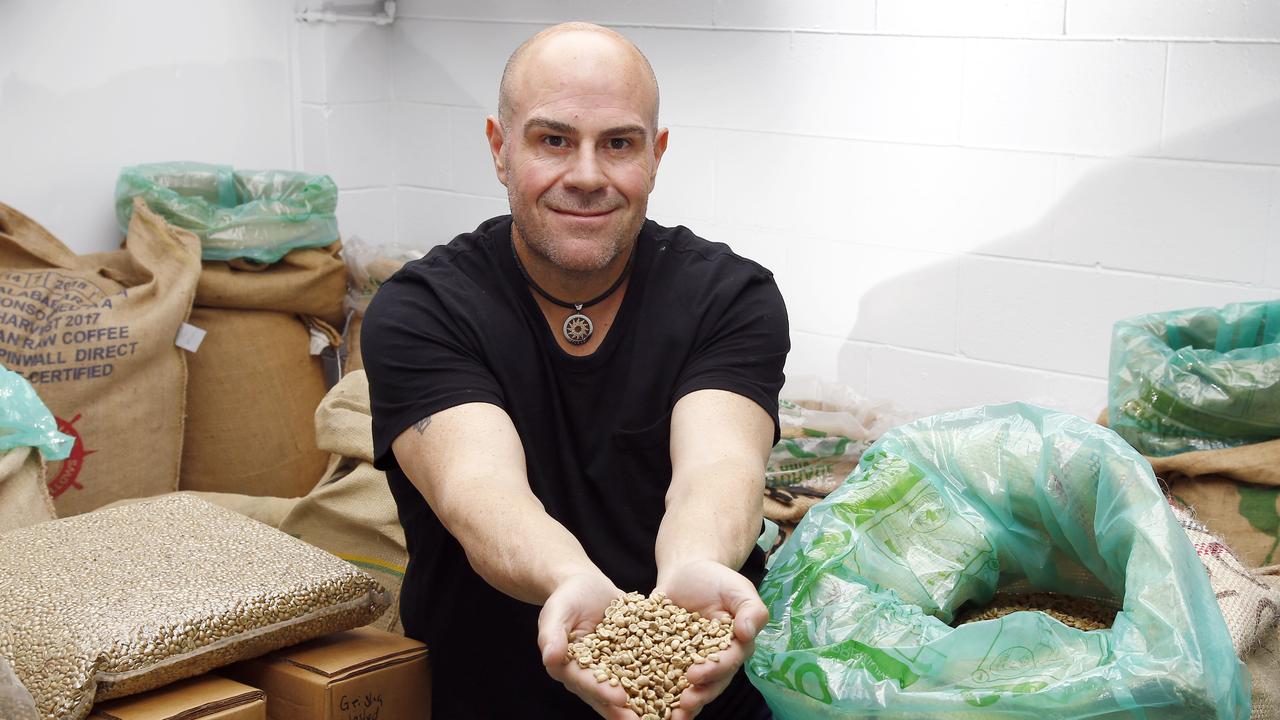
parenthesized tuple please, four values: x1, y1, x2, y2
(878, 0, 1065, 37)
(295, 16, 399, 245)
(1161, 43, 1280, 165)
(1067, 0, 1280, 40)
(337, 188, 397, 246)
(960, 39, 1167, 155)
(300, 0, 1280, 419)
(394, 103, 452, 189)
(0, 0, 295, 252)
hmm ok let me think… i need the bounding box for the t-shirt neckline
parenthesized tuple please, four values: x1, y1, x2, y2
(496, 217, 654, 371)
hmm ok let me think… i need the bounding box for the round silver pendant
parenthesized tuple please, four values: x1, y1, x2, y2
(563, 313, 593, 345)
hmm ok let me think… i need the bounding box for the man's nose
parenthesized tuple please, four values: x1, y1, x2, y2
(563, 145, 608, 193)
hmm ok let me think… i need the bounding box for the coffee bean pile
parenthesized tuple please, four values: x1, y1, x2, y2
(568, 592, 736, 720)
(955, 591, 1117, 631)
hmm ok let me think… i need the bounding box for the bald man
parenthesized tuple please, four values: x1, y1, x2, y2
(363, 23, 788, 719)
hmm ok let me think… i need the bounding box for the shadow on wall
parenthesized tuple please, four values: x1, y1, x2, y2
(835, 100, 1280, 419)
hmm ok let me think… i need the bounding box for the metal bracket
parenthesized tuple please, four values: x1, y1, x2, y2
(296, 1, 396, 26)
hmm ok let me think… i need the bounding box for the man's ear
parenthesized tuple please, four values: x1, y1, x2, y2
(650, 127, 670, 186)
(486, 115, 508, 186)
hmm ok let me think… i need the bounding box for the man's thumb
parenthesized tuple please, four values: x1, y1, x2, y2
(537, 607, 569, 667)
(726, 587, 769, 641)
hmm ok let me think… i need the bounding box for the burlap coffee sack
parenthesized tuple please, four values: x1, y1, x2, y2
(1248, 568, 1280, 719)
(0, 200, 201, 516)
(344, 312, 364, 376)
(179, 308, 330, 498)
(197, 242, 346, 327)
(175, 242, 344, 499)
(278, 369, 406, 634)
(105, 372, 407, 633)
(1171, 502, 1280, 658)
(1157, 439, 1280, 568)
(1100, 409, 1280, 568)
(1168, 478, 1280, 569)
(0, 448, 55, 534)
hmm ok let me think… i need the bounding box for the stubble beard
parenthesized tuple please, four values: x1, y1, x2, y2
(509, 189, 646, 276)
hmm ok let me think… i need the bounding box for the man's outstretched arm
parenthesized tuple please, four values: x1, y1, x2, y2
(391, 402, 633, 718)
(654, 388, 775, 718)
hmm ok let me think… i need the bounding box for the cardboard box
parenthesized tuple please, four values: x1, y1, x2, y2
(221, 627, 431, 720)
(88, 675, 266, 720)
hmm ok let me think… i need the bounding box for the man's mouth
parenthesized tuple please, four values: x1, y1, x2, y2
(550, 207, 614, 218)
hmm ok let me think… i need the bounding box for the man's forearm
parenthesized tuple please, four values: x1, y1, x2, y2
(441, 481, 601, 604)
(655, 457, 765, 585)
(391, 402, 607, 606)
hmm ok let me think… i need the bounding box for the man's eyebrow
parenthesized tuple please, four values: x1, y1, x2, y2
(522, 118, 647, 138)
(524, 117, 575, 135)
(600, 124, 646, 137)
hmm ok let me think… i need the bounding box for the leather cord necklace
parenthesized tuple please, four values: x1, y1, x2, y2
(511, 240, 636, 346)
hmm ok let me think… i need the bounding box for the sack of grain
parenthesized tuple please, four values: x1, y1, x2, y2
(753, 403, 1248, 719)
(115, 162, 339, 265)
(0, 200, 201, 516)
(1108, 300, 1280, 456)
(104, 371, 409, 634)
(278, 369, 407, 633)
(179, 242, 346, 498)
(0, 494, 388, 720)
(0, 368, 71, 533)
(340, 236, 425, 376)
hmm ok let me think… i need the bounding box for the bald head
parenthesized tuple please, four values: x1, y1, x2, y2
(497, 22, 660, 133)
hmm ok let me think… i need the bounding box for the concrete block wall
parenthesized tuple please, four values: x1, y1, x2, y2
(0, 0, 296, 253)
(309, 0, 1279, 419)
(14, 1, 1268, 420)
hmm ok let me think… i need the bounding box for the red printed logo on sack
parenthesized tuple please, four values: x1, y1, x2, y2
(47, 414, 96, 498)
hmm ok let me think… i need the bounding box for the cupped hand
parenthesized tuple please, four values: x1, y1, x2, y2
(538, 572, 636, 719)
(655, 559, 770, 719)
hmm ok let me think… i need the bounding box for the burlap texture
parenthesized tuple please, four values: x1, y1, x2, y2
(178, 308, 330, 498)
(1172, 503, 1280, 658)
(1248, 569, 1280, 719)
(278, 369, 405, 633)
(343, 312, 364, 376)
(0, 200, 201, 516)
(197, 242, 346, 327)
(116, 371, 407, 633)
(0, 447, 55, 534)
(1100, 409, 1280, 568)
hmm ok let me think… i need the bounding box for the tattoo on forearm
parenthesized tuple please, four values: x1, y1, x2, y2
(413, 416, 433, 434)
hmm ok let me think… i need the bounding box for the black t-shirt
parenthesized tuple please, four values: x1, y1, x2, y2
(363, 215, 789, 719)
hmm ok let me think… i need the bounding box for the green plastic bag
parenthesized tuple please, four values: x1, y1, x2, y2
(115, 162, 339, 264)
(0, 368, 72, 460)
(749, 403, 1249, 719)
(1108, 299, 1280, 456)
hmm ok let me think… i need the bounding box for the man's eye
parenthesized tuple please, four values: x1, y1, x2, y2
(543, 135, 566, 148)
(608, 138, 631, 150)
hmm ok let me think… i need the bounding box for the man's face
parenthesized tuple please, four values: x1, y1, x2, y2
(488, 34, 668, 274)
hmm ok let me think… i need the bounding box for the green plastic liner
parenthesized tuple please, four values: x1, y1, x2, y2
(0, 368, 72, 460)
(115, 162, 339, 264)
(1108, 300, 1280, 456)
(750, 403, 1249, 719)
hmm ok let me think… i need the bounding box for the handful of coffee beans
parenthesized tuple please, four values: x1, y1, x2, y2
(567, 591, 737, 719)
